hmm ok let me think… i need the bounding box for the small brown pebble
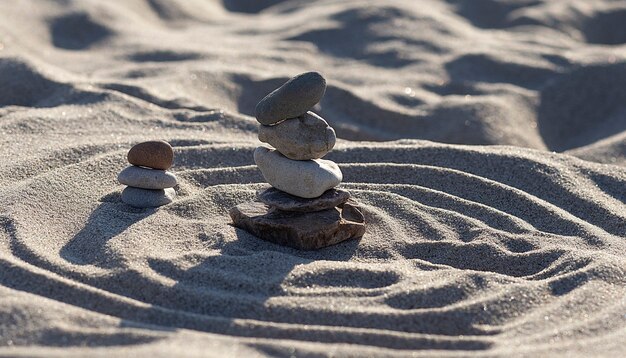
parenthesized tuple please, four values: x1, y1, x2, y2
(127, 140, 174, 170)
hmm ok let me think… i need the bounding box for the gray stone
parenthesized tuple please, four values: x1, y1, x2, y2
(118, 166, 177, 189)
(257, 187, 350, 212)
(255, 72, 327, 125)
(258, 111, 336, 160)
(229, 200, 365, 250)
(254, 146, 342, 198)
(121, 187, 176, 208)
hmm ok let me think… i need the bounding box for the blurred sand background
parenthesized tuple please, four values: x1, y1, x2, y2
(0, 0, 625, 356)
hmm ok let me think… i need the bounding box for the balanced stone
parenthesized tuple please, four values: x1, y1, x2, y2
(121, 187, 176, 208)
(254, 146, 342, 198)
(127, 140, 174, 170)
(229, 201, 365, 250)
(255, 72, 326, 125)
(257, 187, 350, 212)
(118, 165, 177, 190)
(258, 111, 336, 160)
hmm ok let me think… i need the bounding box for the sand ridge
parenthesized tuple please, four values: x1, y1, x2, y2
(0, 0, 625, 356)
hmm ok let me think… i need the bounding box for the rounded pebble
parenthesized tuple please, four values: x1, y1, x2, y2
(127, 140, 174, 170)
(255, 72, 326, 125)
(121, 187, 176, 208)
(258, 111, 336, 160)
(118, 165, 177, 189)
(254, 146, 342, 198)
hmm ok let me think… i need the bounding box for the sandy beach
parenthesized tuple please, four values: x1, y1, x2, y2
(0, 0, 625, 356)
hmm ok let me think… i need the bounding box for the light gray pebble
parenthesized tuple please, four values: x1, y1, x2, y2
(118, 165, 177, 189)
(121, 187, 176, 208)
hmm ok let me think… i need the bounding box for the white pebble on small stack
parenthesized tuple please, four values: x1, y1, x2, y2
(118, 140, 177, 208)
(230, 72, 365, 250)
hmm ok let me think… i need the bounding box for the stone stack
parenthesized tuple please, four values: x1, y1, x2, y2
(230, 72, 366, 250)
(118, 140, 177, 208)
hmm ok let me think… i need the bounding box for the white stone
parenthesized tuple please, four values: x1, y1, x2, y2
(254, 146, 342, 198)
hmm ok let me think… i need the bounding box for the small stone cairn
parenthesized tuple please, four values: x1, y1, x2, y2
(118, 140, 177, 208)
(230, 72, 366, 250)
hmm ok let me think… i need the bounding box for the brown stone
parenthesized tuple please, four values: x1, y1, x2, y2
(256, 187, 350, 212)
(229, 201, 366, 250)
(127, 140, 174, 170)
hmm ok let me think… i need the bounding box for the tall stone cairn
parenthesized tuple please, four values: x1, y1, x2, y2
(229, 72, 366, 250)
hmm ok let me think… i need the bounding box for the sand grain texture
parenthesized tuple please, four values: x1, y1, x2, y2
(0, 0, 625, 357)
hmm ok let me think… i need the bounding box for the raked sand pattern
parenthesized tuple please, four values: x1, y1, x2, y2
(0, 0, 625, 357)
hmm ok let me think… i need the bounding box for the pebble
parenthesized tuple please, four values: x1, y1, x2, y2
(121, 187, 176, 208)
(255, 72, 327, 125)
(258, 111, 336, 160)
(256, 187, 350, 212)
(254, 146, 342, 198)
(229, 200, 365, 250)
(118, 165, 177, 189)
(127, 140, 174, 170)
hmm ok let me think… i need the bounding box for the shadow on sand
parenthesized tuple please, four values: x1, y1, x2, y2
(144, 227, 363, 319)
(60, 192, 157, 268)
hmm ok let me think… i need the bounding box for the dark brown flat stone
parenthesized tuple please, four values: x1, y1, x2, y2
(229, 200, 365, 250)
(256, 187, 350, 212)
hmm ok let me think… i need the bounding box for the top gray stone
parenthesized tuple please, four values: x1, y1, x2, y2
(255, 72, 327, 125)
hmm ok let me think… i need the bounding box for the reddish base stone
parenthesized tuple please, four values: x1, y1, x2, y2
(229, 200, 366, 250)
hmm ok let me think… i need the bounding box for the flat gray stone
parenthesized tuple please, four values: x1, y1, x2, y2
(254, 146, 342, 199)
(229, 200, 365, 250)
(121, 187, 176, 208)
(258, 111, 336, 160)
(257, 187, 350, 212)
(255, 72, 326, 125)
(118, 165, 177, 189)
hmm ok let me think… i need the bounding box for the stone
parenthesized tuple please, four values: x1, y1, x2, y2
(255, 72, 327, 125)
(121, 187, 176, 208)
(254, 146, 342, 198)
(127, 140, 174, 170)
(229, 200, 365, 250)
(258, 111, 336, 160)
(117, 165, 177, 189)
(257, 187, 350, 212)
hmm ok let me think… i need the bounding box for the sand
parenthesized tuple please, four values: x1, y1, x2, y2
(0, 0, 625, 356)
